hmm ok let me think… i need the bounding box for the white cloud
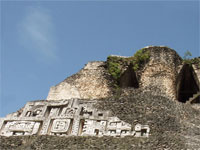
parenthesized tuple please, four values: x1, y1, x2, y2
(18, 6, 58, 60)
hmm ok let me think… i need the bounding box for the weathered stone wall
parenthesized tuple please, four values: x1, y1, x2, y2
(47, 61, 113, 100)
(139, 46, 182, 99)
(46, 46, 199, 102)
(192, 63, 200, 89)
(96, 86, 200, 150)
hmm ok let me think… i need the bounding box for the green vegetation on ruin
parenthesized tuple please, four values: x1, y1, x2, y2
(107, 48, 150, 84)
(107, 56, 124, 81)
(132, 48, 150, 71)
(183, 50, 200, 67)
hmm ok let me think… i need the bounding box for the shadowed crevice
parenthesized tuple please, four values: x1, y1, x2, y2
(119, 65, 139, 88)
(177, 64, 199, 103)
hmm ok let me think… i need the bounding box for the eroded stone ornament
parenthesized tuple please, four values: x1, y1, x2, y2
(0, 99, 150, 137)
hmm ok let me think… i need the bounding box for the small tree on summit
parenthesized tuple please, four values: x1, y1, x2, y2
(183, 50, 192, 60)
(183, 50, 192, 65)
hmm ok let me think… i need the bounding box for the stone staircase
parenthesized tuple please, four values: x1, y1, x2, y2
(186, 92, 200, 104)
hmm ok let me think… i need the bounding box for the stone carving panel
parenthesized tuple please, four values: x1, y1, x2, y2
(80, 106, 93, 117)
(71, 117, 80, 136)
(24, 105, 44, 117)
(51, 119, 71, 133)
(135, 124, 150, 137)
(0, 121, 41, 136)
(81, 119, 107, 136)
(60, 107, 77, 117)
(106, 117, 133, 137)
(0, 99, 150, 138)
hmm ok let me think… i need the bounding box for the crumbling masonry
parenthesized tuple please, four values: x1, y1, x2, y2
(0, 46, 199, 137)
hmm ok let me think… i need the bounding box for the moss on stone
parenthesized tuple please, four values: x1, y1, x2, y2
(107, 56, 130, 87)
(107, 56, 122, 81)
(107, 48, 150, 85)
(131, 48, 150, 71)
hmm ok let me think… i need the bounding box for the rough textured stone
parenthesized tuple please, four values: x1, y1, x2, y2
(0, 46, 200, 150)
(47, 61, 113, 100)
(1, 87, 198, 149)
(47, 46, 200, 102)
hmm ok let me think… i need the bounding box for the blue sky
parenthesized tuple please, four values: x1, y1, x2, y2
(1, 1, 199, 117)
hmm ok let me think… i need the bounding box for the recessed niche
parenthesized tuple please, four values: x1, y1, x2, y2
(177, 64, 199, 103)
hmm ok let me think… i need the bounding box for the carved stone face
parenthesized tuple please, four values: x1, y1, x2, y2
(51, 119, 71, 133)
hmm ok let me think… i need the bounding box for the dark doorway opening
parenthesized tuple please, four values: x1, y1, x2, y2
(119, 65, 139, 88)
(141, 129, 147, 136)
(177, 64, 199, 103)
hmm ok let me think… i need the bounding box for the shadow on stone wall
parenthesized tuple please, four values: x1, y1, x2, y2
(119, 65, 139, 88)
(176, 64, 200, 103)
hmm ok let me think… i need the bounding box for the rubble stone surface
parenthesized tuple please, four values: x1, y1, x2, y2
(1, 46, 200, 149)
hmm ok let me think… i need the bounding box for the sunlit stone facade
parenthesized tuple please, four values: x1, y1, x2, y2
(0, 99, 150, 137)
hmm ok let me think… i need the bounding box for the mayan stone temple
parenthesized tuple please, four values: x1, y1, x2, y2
(0, 46, 200, 144)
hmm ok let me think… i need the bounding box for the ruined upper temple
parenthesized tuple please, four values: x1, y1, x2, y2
(0, 46, 200, 138)
(47, 46, 200, 103)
